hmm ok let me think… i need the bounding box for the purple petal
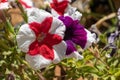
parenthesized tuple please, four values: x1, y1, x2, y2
(72, 23, 87, 48)
(59, 16, 73, 28)
(65, 40, 76, 55)
(59, 16, 88, 49)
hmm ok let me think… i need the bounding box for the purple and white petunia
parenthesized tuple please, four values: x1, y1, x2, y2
(59, 16, 96, 58)
(17, 8, 66, 70)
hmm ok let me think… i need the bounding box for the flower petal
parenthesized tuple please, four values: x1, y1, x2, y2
(53, 41, 67, 63)
(71, 11, 82, 20)
(64, 4, 76, 16)
(84, 29, 96, 49)
(27, 8, 52, 23)
(65, 40, 76, 55)
(40, 17, 53, 33)
(1, 0, 7, 2)
(51, 9, 60, 17)
(59, 16, 73, 28)
(26, 41, 67, 70)
(65, 40, 83, 60)
(27, 40, 39, 55)
(66, 51, 83, 60)
(39, 44, 54, 60)
(28, 42, 54, 60)
(0, 2, 10, 9)
(29, 17, 53, 36)
(44, 33, 62, 46)
(25, 54, 52, 70)
(50, 0, 69, 15)
(18, 0, 33, 8)
(16, 24, 36, 53)
(71, 25, 87, 49)
(49, 17, 66, 38)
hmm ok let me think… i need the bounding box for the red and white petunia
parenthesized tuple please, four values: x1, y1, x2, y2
(17, 8, 66, 70)
(18, 0, 33, 8)
(0, 0, 10, 9)
(0, 0, 33, 9)
(49, 0, 78, 17)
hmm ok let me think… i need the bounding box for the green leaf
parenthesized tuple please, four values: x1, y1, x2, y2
(6, 20, 15, 34)
(95, 63, 105, 71)
(114, 70, 120, 77)
(111, 76, 116, 80)
(2, 51, 12, 56)
(79, 65, 98, 74)
(112, 60, 119, 67)
(0, 60, 6, 66)
(0, 39, 9, 50)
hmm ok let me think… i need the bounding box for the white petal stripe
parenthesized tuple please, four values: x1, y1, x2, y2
(0, 2, 10, 9)
(25, 54, 52, 70)
(16, 24, 36, 53)
(27, 8, 52, 23)
(53, 41, 67, 63)
(66, 51, 83, 60)
(49, 17, 66, 38)
(84, 29, 96, 49)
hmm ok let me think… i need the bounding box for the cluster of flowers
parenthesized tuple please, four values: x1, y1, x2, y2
(0, 0, 97, 70)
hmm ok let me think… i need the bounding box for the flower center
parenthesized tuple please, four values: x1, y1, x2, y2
(37, 32, 46, 42)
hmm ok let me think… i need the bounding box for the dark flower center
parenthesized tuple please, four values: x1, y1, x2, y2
(64, 28, 73, 40)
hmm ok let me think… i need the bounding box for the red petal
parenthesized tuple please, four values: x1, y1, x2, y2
(50, 0, 69, 15)
(28, 40, 39, 55)
(28, 41, 54, 60)
(29, 17, 53, 36)
(1, 0, 7, 2)
(40, 17, 53, 33)
(18, 0, 31, 8)
(43, 33, 62, 46)
(39, 44, 54, 60)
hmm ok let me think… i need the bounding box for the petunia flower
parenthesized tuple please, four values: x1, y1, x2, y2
(49, 0, 97, 59)
(105, 8, 120, 58)
(0, 0, 33, 9)
(18, 0, 33, 8)
(49, 0, 77, 17)
(17, 8, 66, 70)
(59, 16, 96, 58)
(0, 0, 10, 9)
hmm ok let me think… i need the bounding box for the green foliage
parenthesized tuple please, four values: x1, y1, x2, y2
(0, 19, 39, 80)
(0, 0, 120, 80)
